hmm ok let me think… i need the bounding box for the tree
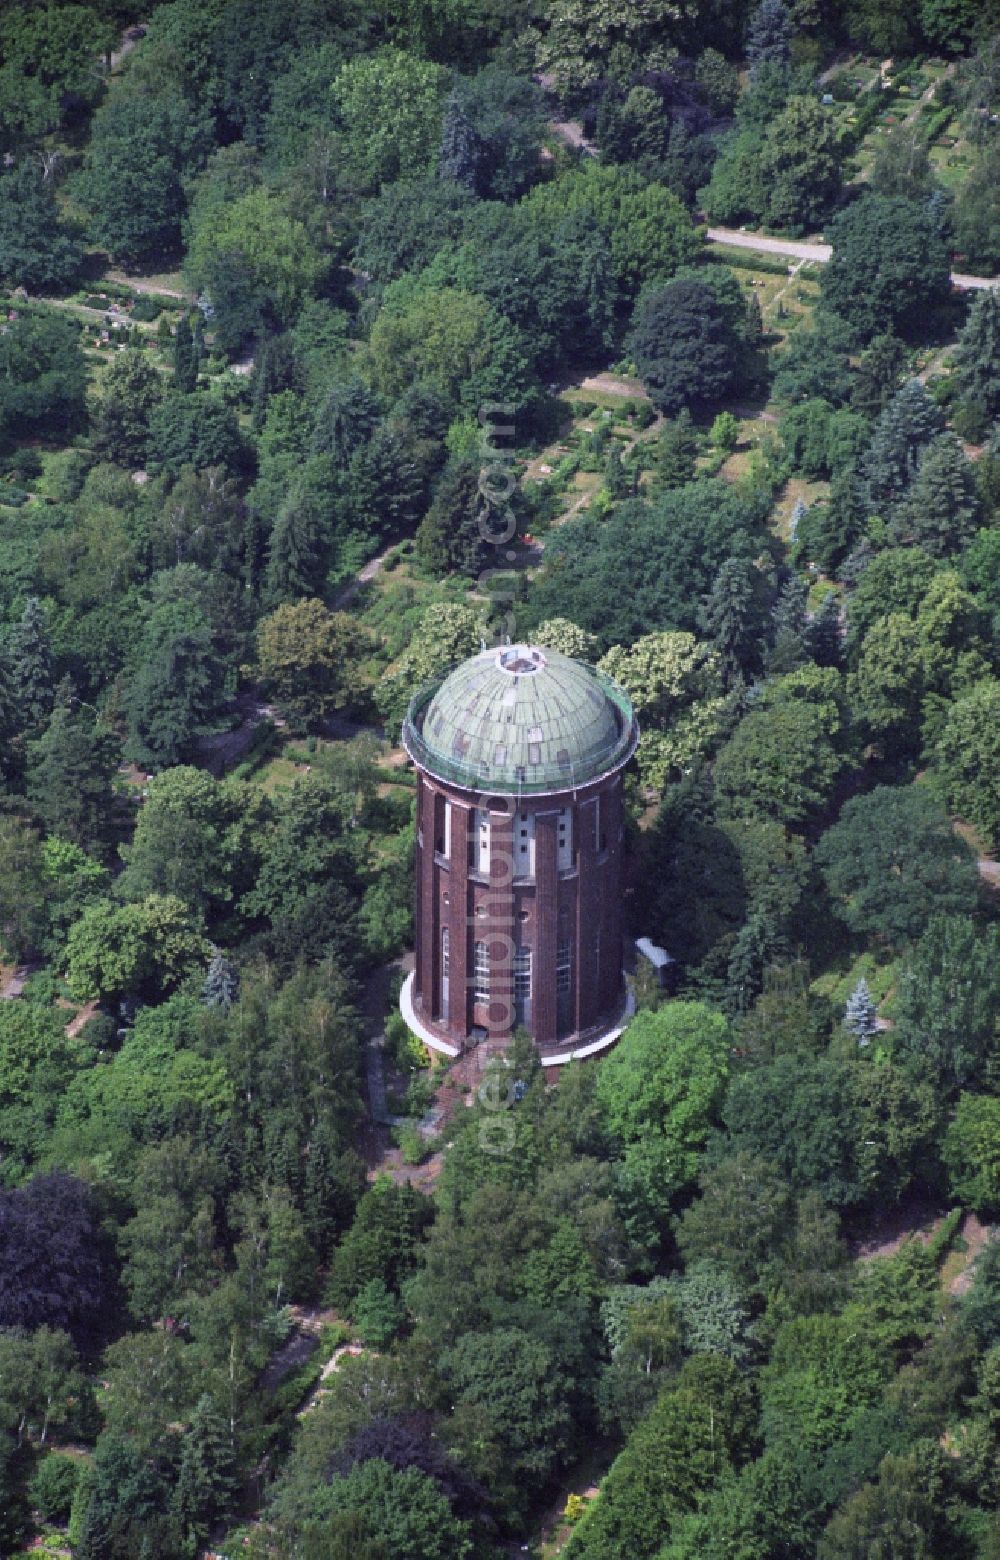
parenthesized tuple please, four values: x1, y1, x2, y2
(818, 1447, 949, 1559)
(172, 314, 198, 394)
(117, 766, 238, 916)
(203, 949, 239, 1010)
(953, 142, 1000, 274)
(415, 457, 503, 578)
(26, 695, 120, 852)
(700, 558, 767, 687)
(0, 158, 83, 291)
(816, 785, 979, 948)
(629, 269, 753, 413)
(890, 433, 980, 556)
(443, 1326, 575, 1497)
(124, 597, 223, 770)
(944, 1094, 1000, 1213)
(0, 1172, 108, 1346)
(935, 680, 1000, 850)
(533, 619, 600, 661)
(256, 600, 368, 733)
(595, 1004, 730, 1244)
(64, 893, 210, 1002)
(71, 1430, 172, 1560)
(301, 1459, 472, 1559)
(870, 124, 935, 201)
(185, 187, 325, 352)
(863, 379, 945, 514)
(600, 631, 725, 792)
(333, 48, 448, 191)
(532, 0, 687, 101)
(75, 85, 208, 265)
(91, 348, 164, 469)
(171, 1394, 238, 1552)
(852, 333, 908, 420)
(954, 286, 1000, 433)
(845, 978, 878, 1048)
(521, 163, 701, 299)
(0, 5, 115, 140)
(651, 410, 698, 490)
(147, 391, 247, 477)
(895, 915, 1000, 1092)
(8, 597, 54, 732)
(713, 686, 847, 829)
(0, 817, 47, 961)
(747, 0, 792, 76)
(821, 196, 951, 340)
(0, 309, 86, 439)
(439, 67, 545, 201)
(758, 95, 842, 233)
(374, 604, 483, 732)
(565, 1356, 756, 1560)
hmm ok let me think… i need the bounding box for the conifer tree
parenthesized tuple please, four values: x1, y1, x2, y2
(700, 558, 764, 688)
(172, 315, 198, 394)
(863, 380, 945, 514)
(9, 597, 54, 733)
(806, 591, 843, 669)
(844, 978, 878, 1048)
(954, 287, 1000, 431)
(747, 0, 792, 78)
(767, 576, 809, 674)
(890, 432, 981, 556)
(202, 950, 239, 1011)
(170, 1395, 238, 1555)
(652, 410, 697, 492)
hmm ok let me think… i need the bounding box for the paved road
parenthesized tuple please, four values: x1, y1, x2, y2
(705, 225, 998, 291)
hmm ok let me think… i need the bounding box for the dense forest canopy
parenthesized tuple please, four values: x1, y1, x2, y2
(0, 0, 998, 1555)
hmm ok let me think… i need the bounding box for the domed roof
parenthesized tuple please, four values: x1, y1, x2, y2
(402, 644, 638, 794)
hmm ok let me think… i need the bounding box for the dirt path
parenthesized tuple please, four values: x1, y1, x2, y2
(0, 965, 33, 1000)
(948, 1214, 992, 1297)
(332, 545, 394, 611)
(578, 372, 648, 399)
(65, 1000, 98, 1038)
(902, 61, 956, 127)
(103, 271, 187, 299)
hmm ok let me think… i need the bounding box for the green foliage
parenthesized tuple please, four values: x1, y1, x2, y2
(29, 1452, 82, 1524)
(0, 158, 83, 292)
(595, 1003, 730, 1243)
(75, 85, 209, 265)
(894, 914, 1000, 1092)
(935, 679, 1000, 849)
(0, 309, 86, 441)
(629, 266, 760, 414)
(333, 47, 449, 191)
(821, 196, 951, 340)
(565, 1355, 757, 1560)
(64, 894, 211, 1003)
(256, 599, 368, 731)
(817, 785, 980, 948)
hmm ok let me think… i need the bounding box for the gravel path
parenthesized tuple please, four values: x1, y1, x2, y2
(706, 225, 998, 291)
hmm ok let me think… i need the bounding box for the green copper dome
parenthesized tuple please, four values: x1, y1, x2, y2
(402, 644, 638, 794)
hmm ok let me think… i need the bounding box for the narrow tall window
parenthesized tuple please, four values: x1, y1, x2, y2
(472, 809, 491, 874)
(557, 806, 573, 870)
(443, 801, 452, 860)
(556, 940, 572, 994)
(441, 927, 450, 1020)
(473, 940, 490, 1002)
(513, 948, 532, 1000)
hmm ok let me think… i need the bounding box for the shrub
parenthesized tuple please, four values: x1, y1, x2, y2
(29, 1453, 81, 1523)
(130, 295, 163, 322)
